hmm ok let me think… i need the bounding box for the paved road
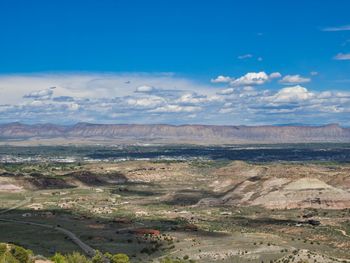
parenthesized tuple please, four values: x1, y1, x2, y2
(0, 194, 97, 256)
(0, 218, 96, 257)
(55, 226, 96, 257)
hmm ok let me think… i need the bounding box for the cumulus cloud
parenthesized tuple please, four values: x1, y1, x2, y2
(279, 75, 311, 85)
(211, 75, 232, 83)
(334, 53, 350, 60)
(135, 85, 155, 93)
(23, 87, 56, 100)
(212, 72, 281, 87)
(231, 71, 281, 86)
(269, 72, 282, 79)
(176, 93, 218, 105)
(231, 72, 269, 86)
(270, 85, 314, 103)
(177, 93, 200, 104)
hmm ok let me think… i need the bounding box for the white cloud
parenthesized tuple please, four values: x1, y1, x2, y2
(211, 75, 232, 83)
(135, 85, 155, 93)
(270, 85, 314, 103)
(310, 71, 318, 76)
(217, 88, 234, 95)
(176, 93, 220, 104)
(23, 87, 56, 100)
(67, 103, 80, 111)
(238, 54, 253, 60)
(0, 73, 215, 105)
(219, 107, 234, 114)
(0, 73, 349, 125)
(126, 96, 165, 108)
(231, 71, 280, 86)
(211, 72, 281, 87)
(269, 72, 282, 79)
(279, 75, 311, 85)
(334, 53, 350, 60)
(317, 91, 332, 99)
(150, 105, 201, 113)
(322, 25, 350, 32)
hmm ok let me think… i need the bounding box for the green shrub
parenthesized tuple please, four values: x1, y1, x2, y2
(0, 244, 7, 257)
(51, 252, 67, 263)
(0, 251, 20, 263)
(92, 251, 105, 263)
(111, 253, 130, 263)
(10, 245, 32, 263)
(160, 257, 194, 263)
(103, 252, 113, 260)
(65, 252, 90, 263)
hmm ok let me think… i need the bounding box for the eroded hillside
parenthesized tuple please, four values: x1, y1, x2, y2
(1, 160, 350, 262)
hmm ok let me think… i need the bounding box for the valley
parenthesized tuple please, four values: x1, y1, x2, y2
(0, 151, 350, 262)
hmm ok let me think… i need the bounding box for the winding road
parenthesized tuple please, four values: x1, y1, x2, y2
(0, 218, 96, 257)
(0, 195, 96, 257)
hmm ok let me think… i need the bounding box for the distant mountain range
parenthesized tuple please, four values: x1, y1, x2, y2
(0, 122, 350, 145)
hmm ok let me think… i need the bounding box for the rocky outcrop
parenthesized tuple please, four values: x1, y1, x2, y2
(197, 162, 350, 210)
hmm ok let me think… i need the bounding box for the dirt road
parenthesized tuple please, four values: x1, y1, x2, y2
(336, 228, 350, 238)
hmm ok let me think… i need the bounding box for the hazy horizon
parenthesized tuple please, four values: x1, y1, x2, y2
(0, 121, 348, 128)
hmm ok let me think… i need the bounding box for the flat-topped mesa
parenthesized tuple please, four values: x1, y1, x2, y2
(0, 123, 349, 144)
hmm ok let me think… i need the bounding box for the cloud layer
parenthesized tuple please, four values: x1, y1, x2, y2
(0, 72, 349, 125)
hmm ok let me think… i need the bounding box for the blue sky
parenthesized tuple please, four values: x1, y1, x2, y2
(0, 0, 350, 125)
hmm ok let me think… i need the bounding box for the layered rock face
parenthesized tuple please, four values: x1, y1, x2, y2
(1, 123, 349, 144)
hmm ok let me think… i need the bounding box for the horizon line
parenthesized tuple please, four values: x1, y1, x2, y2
(0, 122, 346, 128)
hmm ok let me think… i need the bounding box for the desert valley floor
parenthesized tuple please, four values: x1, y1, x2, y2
(0, 145, 350, 262)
